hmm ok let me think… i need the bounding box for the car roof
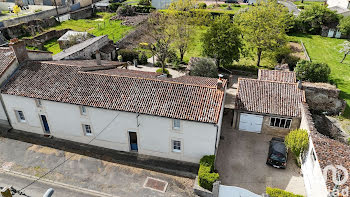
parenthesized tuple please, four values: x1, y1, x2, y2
(271, 141, 287, 154)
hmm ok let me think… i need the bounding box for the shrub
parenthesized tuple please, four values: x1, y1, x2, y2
(156, 68, 169, 75)
(266, 187, 304, 197)
(133, 5, 156, 13)
(166, 50, 179, 64)
(198, 155, 219, 191)
(118, 49, 139, 62)
(117, 5, 136, 16)
(297, 5, 304, 9)
(295, 60, 331, 82)
(198, 2, 207, 9)
(339, 16, 350, 36)
(284, 55, 300, 70)
(190, 58, 218, 78)
(138, 52, 148, 65)
(110, 3, 122, 11)
(138, 0, 151, 6)
(220, 4, 228, 7)
(233, 4, 241, 7)
(285, 129, 309, 165)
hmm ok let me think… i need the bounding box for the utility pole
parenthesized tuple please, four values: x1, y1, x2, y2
(53, 0, 60, 22)
(1, 187, 12, 197)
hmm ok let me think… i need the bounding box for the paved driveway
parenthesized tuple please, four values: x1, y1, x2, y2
(216, 110, 306, 196)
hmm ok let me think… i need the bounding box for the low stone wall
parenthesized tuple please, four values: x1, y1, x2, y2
(193, 176, 220, 197)
(23, 29, 69, 50)
(70, 6, 93, 20)
(1, 6, 70, 27)
(313, 114, 350, 144)
(302, 82, 346, 115)
(0, 17, 58, 40)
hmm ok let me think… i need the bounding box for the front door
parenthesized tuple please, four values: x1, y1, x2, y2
(40, 115, 50, 134)
(129, 131, 138, 152)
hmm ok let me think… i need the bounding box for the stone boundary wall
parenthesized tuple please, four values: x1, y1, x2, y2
(302, 82, 346, 115)
(23, 29, 70, 50)
(193, 176, 220, 197)
(300, 40, 311, 61)
(1, 6, 70, 27)
(70, 6, 93, 20)
(0, 17, 58, 40)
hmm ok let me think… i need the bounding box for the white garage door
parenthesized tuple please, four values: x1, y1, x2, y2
(238, 113, 263, 133)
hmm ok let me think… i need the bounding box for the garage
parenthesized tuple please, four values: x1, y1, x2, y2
(238, 113, 263, 133)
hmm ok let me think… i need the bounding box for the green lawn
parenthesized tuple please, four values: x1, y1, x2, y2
(49, 12, 133, 42)
(44, 38, 61, 54)
(288, 34, 350, 118)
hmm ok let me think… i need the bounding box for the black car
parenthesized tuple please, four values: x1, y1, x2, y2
(266, 137, 287, 169)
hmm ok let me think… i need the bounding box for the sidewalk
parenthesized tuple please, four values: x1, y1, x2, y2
(0, 136, 196, 197)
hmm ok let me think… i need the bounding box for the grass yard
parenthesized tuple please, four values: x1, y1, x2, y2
(49, 12, 133, 42)
(288, 34, 350, 118)
(44, 38, 61, 54)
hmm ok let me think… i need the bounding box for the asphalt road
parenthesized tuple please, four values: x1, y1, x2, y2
(0, 172, 97, 197)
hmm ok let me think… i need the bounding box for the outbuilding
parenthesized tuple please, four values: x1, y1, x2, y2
(233, 70, 305, 136)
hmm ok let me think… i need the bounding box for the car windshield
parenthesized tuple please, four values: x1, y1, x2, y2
(270, 152, 286, 162)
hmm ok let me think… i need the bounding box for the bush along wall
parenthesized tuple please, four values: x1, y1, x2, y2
(266, 187, 304, 197)
(118, 49, 139, 62)
(198, 155, 219, 191)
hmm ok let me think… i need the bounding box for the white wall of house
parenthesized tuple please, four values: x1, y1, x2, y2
(1, 94, 218, 163)
(327, 0, 349, 9)
(300, 106, 329, 197)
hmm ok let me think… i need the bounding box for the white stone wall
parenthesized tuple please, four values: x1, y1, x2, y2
(300, 106, 329, 197)
(1, 94, 218, 163)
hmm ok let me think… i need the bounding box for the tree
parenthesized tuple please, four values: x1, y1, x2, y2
(285, 129, 309, 165)
(147, 12, 173, 73)
(339, 41, 350, 63)
(236, 0, 291, 67)
(297, 4, 340, 34)
(339, 16, 350, 36)
(202, 14, 242, 67)
(13, 5, 20, 16)
(294, 60, 331, 82)
(190, 58, 218, 78)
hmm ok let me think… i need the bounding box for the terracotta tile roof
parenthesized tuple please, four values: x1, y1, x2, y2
(91, 68, 161, 78)
(168, 76, 225, 87)
(258, 69, 296, 83)
(301, 103, 350, 193)
(0, 47, 16, 77)
(2, 60, 225, 124)
(40, 60, 125, 68)
(236, 78, 305, 117)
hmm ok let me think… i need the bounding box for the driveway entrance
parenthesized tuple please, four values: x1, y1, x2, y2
(216, 110, 306, 196)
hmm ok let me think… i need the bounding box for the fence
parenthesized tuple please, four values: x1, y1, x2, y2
(301, 40, 311, 62)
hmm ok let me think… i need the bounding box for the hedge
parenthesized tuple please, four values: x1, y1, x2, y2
(198, 155, 219, 191)
(118, 49, 139, 62)
(133, 5, 156, 13)
(266, 187, 304, 197)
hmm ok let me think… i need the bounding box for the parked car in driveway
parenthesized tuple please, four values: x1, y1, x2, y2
(266, 137, 287, 169)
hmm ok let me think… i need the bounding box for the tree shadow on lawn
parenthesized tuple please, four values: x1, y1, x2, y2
(287, 33, 313, 40)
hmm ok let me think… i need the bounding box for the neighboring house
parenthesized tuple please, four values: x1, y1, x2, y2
(300, 103, 350, 197)
(53, 35, 116, 61)
(57, 30, 93, 50)
(233, 70, 305, 136)
(0, 39, 226, 164)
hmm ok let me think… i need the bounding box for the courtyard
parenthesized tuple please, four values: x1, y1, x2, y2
(215, 109, 306, 196)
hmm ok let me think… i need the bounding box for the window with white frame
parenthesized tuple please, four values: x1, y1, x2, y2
(80, 106, 87, 115)
(83, 124, 92, 136)
(173, 119, 180, 130)
(15, 110, 26, 123)
(35, 99, 42, 107)
(172, 140, 181, 152)
(270, 117, 292, 129)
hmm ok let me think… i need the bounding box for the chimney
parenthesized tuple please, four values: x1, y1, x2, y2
(95, 50, 101, 65)
(9, 38, 28, 64)
(217, 74, 224, 90)
(298, 80, 302, 89)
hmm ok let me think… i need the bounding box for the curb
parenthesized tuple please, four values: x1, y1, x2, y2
(0, 169, 119, 197)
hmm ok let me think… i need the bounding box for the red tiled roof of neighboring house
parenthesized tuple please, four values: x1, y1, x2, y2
(0, 47, 16, 77)
(301, 103, 350, 193)
(168, 75, 225, 87)
(1, 60, 225, 124)
(236, 78, 305, 117)
(258, 69, 296, 83)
